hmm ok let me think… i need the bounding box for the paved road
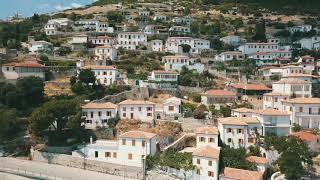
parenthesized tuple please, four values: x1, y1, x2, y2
(0, 157, 137, 180)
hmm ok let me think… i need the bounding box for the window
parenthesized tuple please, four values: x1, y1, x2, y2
(238, 129, 242, 134)
(95, 151, 98, 158)
(132, 140, 135, 146)
(299, 107, 303, 112)
(131, 107, 134, 111)
(90, 112, 94, 118)
(142, 140, 145, 147)
(147, 107, 152, 111)
(309, 108, 312, 114)
(168, 106, 174, 111)
(138, 107, 142, 111)
(147, 113, 152, 117)
(199, 137, 205, 142)
(196, 159, 200, 164)
(105, 152, 111, 157)
(209, 138, 215, 143)
(123, 107, 126, 111)
(122, 139, 126, 145)
(128, 153, 132, 160)
(208, 160, 212, 166)
(238, 139, 243, 144)
(208, 171, 213, 177)
(123, 113, 126, 117)
(196, 169, 200, 175)
(98, 111, 101, 117)
(113, 152, 117, 158)
(227, 138, 232, 143)
(227, 128, 232, 133)
(106, 111, 111, 116)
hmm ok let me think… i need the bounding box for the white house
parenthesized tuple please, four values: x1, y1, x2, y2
(138, 9, 150, 16)
(90, 36, 116, 46)
(82, 65, 120, 86)
(298, 55, 316, 73)
(169, 26, 190, 35)
(220, 35, 245, 47)
(252, 109, 291, 136)
(70, 34, 88, 44)
(263, 92, 289, 110)
(162, 97, 181, 117)
(172, 16, 192, 25)
(148, 70, 179, 82)
(96, 22, 114, 33)
(238, 42, 280, 55)
(218, 117, 262, 148)
(231, 108, 254, 118)
(161, 55, 205, 73)
(288, 25, 312, 34)
(282, 98, 320, 129)
(2, 59, 45, 80)
(272, 78, 312, 98)
(75, 19, 99, 30)
(117, 32, 147, 50)
(44, 18, 72, 35)
(195, 126, 219, 148)
(118, 99, 155, 122)
(81, 102, 118, 129)
(248, 50, 292, 61)
(214, 51, 244, 62)
(94, 45, 117, 61)
(165, 37, 210, 54)
(297, 36, 320, 50)
(28, 41, 53, 54)
(153, 14, 167, 21)
(72, 130, 157, 167)
(149, 39, 163, 52)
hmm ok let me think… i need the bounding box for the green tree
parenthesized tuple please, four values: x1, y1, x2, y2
(39, 54, 49, 63)
(0, 109, 20, 139)
(180, 44, 191, 53)
(78, 69, 96, 85)
(28, 99, 81, 136)
(16, 76, 44, 108)
(291, 123, 303, 132)
(220, 106, 231, 117)
(253, 20, 266, 41)
(106, 11, 124, 23)
(193, 105, 207, 119)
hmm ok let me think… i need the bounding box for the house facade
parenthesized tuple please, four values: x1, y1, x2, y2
(94, 45, 117, 61)
(201, 89, 237, 109)
(82, 65, 120, 86)
(2, 60, 45, 80)
(117, 32, 147, 50)
(214, 51, 244, 62)
(81, 102, 118, 129)
(118, 100, 155, 122)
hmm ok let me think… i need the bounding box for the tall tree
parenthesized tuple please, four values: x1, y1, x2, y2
(253, 20, 266, 42)
(0, 109, 20, 139)
(78, 69, 96, 85)
(16, 76, 44, 108)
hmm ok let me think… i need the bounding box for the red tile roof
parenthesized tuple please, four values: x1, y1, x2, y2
(13, 61, 45, 68)
(222, 167, 264, 180)
(290, 131, 319, 142)
(231, 84, 271, 91)
(119, 131, 157, 139)
(283, 98, 320, 104)
(205, 89, 236, 96)
(194, 126, 219, 135)
(81, 102, 117, 109)
(192, 145, 220, 159)
(246, 156, 268, 164)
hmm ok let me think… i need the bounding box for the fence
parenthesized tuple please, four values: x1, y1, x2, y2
(31, 149, 143, 179)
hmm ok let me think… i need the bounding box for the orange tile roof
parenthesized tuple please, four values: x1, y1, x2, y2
(194, 126, 219, 135)
(246, 156, 268, 164)
(119, 130, 157, 139)
(274, 78, 309, 84)
(81, 102, 117, 109)
(95, 45, 113, 48)
(232, 108, 254, 113)
(118, 99, 156, 105)
(82, 65, 116, 70)
(283, 98, 320, 104)
(222, 167, 264, 180)
(205, 89, 236, 96)
(254, 108, 289, 116)
(218, 117, 260, 126)
(290, 131, 319, 142)
(192, 145, 220, 159)
(231, 84, 271, 91)
(287, 74, 319, 78)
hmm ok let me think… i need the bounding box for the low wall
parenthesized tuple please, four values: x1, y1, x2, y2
(31, 149, 143, 179)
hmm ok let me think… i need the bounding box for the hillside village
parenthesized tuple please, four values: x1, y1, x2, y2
(0, 0, 320, 180)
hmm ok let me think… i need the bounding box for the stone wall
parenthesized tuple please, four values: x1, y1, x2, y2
(96, 87, 149, 104)
(31, 149, 143, 179)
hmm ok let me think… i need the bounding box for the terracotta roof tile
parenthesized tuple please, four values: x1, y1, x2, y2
(194, 126, 219, 135)
(231, 84, 271, 91)
(81, 102, 117, 109)
(290, 131, 319, 142)
(223, 167, 264, 180)
(232, 108, 254, 113)
(254, 108, 290, 116)
(283, 98, 320, 104)
(119, 130, 157, 139)
(205, 89, 236, 96)
(192, 145, 220, 159)
(218, 117, 260, 126)
(5, 60, 45, 68)
(246, 156, 268, 164)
